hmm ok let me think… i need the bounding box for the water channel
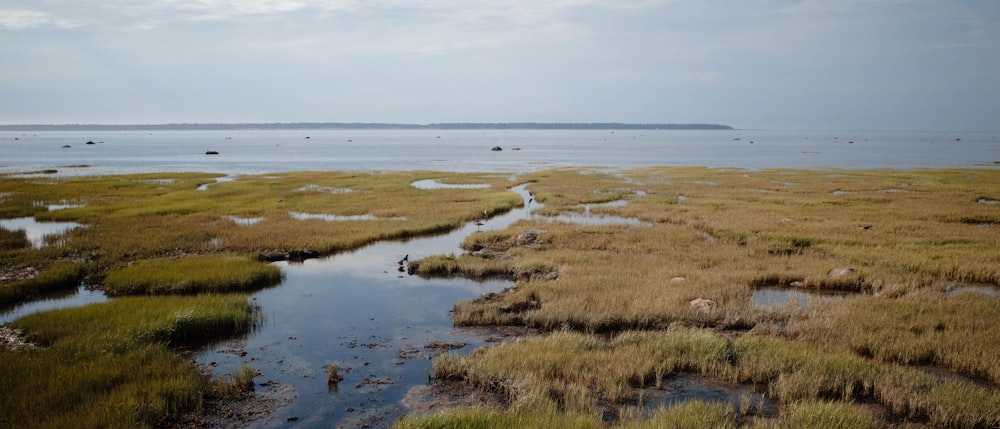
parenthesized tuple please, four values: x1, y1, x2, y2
(192, 184, 539, 427)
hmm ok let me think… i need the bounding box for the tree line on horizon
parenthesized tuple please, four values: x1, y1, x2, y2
(0, 122, 733, 131)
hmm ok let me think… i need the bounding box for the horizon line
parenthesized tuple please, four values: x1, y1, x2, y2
(0, 121, 734, 131)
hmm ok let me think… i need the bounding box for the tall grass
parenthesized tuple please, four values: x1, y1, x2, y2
(0, 294, 258, 429)
(0, 260, 88, 306)
(0, 226, 29, 249)
(104, 254, 281, 295)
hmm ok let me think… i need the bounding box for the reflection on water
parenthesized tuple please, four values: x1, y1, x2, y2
(293, 184, 354, 194)
(0, 285, 108, 325)
(196, 176, 236, 191)
(224, 215, 266, 226)
(0, 217, 81, 249)
(536, 200, 651, 227)
(635, 374, 776, 419)
(288, 212, 405, 222)
(410, 179, 491, 190)
(752, 286, 855, 309)
(33, 200, 85, 211)
(945, 283, 999, 298)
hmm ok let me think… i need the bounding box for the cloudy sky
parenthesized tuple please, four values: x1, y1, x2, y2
(1, 0, 998, 130)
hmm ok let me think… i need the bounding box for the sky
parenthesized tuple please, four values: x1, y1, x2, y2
(1, 0, 998, 130)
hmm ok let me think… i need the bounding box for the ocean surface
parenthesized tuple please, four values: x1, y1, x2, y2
(2, 129, 998, 176)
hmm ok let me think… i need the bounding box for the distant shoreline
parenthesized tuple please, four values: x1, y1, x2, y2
(0, 122, 733, 131)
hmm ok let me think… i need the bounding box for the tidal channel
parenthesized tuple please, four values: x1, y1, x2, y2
(192, 184, 538, 427)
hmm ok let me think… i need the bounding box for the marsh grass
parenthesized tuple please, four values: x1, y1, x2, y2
(426, 167, 1000, 427)
(104, 254, 281, 295)
(0, 170, 526, 427)
(0, 225, 29, 249)
(4, 167, 1000, 427)
(0, 294, 257, 429)
(208, 364, 258, 399)
(748, 400, 886, 429)
(0, 260, 88, 306)
(433, 329, 732, 413)
(1, 171, 520, 262)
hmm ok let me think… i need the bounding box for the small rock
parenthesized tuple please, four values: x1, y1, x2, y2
(790, 280, 805, 287)
(828, 267, 856, 278)
(516, 229, 548, 245)
(689, 298, 717, 312)
(670, 277, 687, 282)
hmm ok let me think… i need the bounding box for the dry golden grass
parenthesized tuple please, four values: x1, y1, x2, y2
(426, 167, 1000, 428)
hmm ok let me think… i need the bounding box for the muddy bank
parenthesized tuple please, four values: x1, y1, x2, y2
(0, 326, 36, 353)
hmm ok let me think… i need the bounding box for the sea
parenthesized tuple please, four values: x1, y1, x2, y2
(2, 128, 998, 176)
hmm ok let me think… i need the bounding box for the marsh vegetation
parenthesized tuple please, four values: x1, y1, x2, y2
(2, 167, 999, 427)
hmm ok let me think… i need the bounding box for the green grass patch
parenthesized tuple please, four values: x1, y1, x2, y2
(0, 260, 87, 306)
(104, 255, 282, 295)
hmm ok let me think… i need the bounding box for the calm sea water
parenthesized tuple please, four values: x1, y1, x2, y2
(2, 129, 998, 176)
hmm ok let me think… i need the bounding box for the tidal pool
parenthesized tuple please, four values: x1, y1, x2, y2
(752, 286, 856, 310)
(944, 283, 1000, 298)
(537, 200, 651, 227)
(410, 179, 491, 190)
(0, 217, 81, 249)
(630, 374, 776, 421)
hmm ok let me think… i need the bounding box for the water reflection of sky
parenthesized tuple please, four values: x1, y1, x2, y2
(0, 217, 81, 249)
(0, 286, 107, 324)
(752, 287, 854, 309)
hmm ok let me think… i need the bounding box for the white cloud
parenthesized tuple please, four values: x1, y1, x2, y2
(0, 10, 47, 30)
(0, 9, 86, 30)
